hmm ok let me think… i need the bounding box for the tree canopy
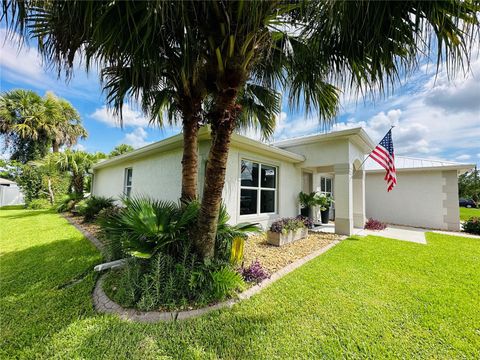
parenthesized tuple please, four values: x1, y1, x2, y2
(0, 89, 87, 162)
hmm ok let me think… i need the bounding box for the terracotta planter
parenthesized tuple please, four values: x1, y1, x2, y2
(267, 228, 308, 247)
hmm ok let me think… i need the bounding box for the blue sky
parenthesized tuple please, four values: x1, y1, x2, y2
(1, 27, 479, 165)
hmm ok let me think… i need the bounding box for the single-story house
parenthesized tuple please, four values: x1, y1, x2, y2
(0, 177, 24, 207)
(91, 127, 473, 234)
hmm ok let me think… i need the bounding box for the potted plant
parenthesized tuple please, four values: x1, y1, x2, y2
(267, 216, 308, 246)
(314, 193, 333, 224)
(298, 191, 317, 219)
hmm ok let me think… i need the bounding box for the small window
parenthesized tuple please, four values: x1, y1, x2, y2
(320, 176, 332, 197)
(240, 160, 277, 216)
(124, 168, 133, 197)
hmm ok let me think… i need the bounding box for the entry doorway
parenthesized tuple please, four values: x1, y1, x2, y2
(318, 175, 335, 221)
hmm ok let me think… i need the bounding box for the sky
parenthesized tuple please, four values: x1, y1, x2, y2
(1, 27, 479, 165)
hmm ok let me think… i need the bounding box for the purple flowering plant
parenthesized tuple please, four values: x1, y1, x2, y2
(240, 259, 270, 283)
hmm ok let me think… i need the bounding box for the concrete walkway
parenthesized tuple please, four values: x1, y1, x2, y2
(312, 223, 480, 244)
(353, 225, 428, 244)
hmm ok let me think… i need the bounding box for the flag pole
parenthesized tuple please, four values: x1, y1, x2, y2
(352, 125, 395, 177)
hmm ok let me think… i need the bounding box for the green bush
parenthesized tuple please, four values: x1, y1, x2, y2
(462, 217, 480, 235)
(78, 196, 114, 222)
(104, 251, 245, 311)
(56, 194, 82, 213)
(16, 165, 43, 203)
(27, 198, 51, 210)
(99, 196, 257, 309)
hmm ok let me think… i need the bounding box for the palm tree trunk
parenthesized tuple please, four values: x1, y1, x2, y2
(52, 140, 60, 153)
(195, 92, 239, 259)
(180, 115, 199, 202)
(72, 173, 84, 197)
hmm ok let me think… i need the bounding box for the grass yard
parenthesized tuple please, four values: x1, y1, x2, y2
(1, 207, 479, 359)
(460, 206, 480, 221)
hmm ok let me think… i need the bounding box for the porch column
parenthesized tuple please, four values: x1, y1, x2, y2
(352, 169, 365, 228)
(334, 163, 353, 236)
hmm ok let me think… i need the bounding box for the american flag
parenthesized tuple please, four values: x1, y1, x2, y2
(370, 129, 397, 192)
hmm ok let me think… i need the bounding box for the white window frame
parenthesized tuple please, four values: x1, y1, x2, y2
(239, 159, 278, 216)
(124, 167, 133, 197)
(319, 176, 333, 197)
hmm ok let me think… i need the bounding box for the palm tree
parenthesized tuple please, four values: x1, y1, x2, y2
(178, 0, 478, 258)
(4, 0, 479, 259)
(0, 89, 54, 161)
(43, 92, 87, 152)
(55, 150, 96, 197)
(109, 144, 134, 158)
(0, 89, 88, 160)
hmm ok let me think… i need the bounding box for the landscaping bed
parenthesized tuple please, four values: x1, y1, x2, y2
(243, 231, 341, 273)
(63, 212, 103, 239)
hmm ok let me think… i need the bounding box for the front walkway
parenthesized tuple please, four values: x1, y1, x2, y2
(312, 223, 480, 244)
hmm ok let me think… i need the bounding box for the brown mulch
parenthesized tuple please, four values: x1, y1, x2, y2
(63, 213, 103, 239)
(243, 231, 341, 274)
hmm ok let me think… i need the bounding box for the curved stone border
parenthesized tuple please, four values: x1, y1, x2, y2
(93, 238, 344, 323)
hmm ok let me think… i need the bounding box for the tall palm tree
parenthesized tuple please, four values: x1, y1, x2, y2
(0, 89, 88, 159)
(4, 0, 479, 259)
(0, 89, 55, 161)
(44, 92, 87, 152)
(185, 0, 479, 258)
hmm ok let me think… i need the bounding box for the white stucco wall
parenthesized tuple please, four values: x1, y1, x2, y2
(93, 148, 184, 202)
(365, 170, 460, 230)
(93, 142, 302, 228)
(218, 147, 302, 227)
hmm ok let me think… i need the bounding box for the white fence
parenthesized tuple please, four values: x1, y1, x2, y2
(0, 184, 24, 206)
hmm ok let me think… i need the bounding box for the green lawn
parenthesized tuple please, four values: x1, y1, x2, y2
(1, 207, 479, 359)
(460, 206, 480, 221)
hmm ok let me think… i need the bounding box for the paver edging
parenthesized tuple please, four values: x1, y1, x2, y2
(62, 214, 104, 251)
(93, 238, 344, 323)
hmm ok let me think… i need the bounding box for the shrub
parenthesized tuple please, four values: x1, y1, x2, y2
(79, 196, 115, 222)
(99, 196, 260, 262)
(56, 194, 82, 213)
(296, 215, 314, 229)
(27, 198, 51, 210)
(270, 217, 306, 234)
(16, 165, 42, 203)
(240, 260, 270, 284)
(98, 196, 257, 309)
(462, 217, 480, 235)
(104, 251, 245, 310)
(364, 218, 387, 230)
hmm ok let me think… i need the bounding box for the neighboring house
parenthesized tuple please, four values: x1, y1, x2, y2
(0, 177, 24, 207)
(92, 127, 473, 234)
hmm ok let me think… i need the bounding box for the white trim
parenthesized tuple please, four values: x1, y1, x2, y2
(123, 167, 133, 197)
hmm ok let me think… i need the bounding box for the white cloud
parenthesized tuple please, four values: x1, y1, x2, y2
(90, 104, 149, 128)
(122, 127, 150, 148)
(456, 154, 472, 161)
(72, 143, 86, 151)
(1, 28, 101, 101)
(0, 29, 44, 83)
